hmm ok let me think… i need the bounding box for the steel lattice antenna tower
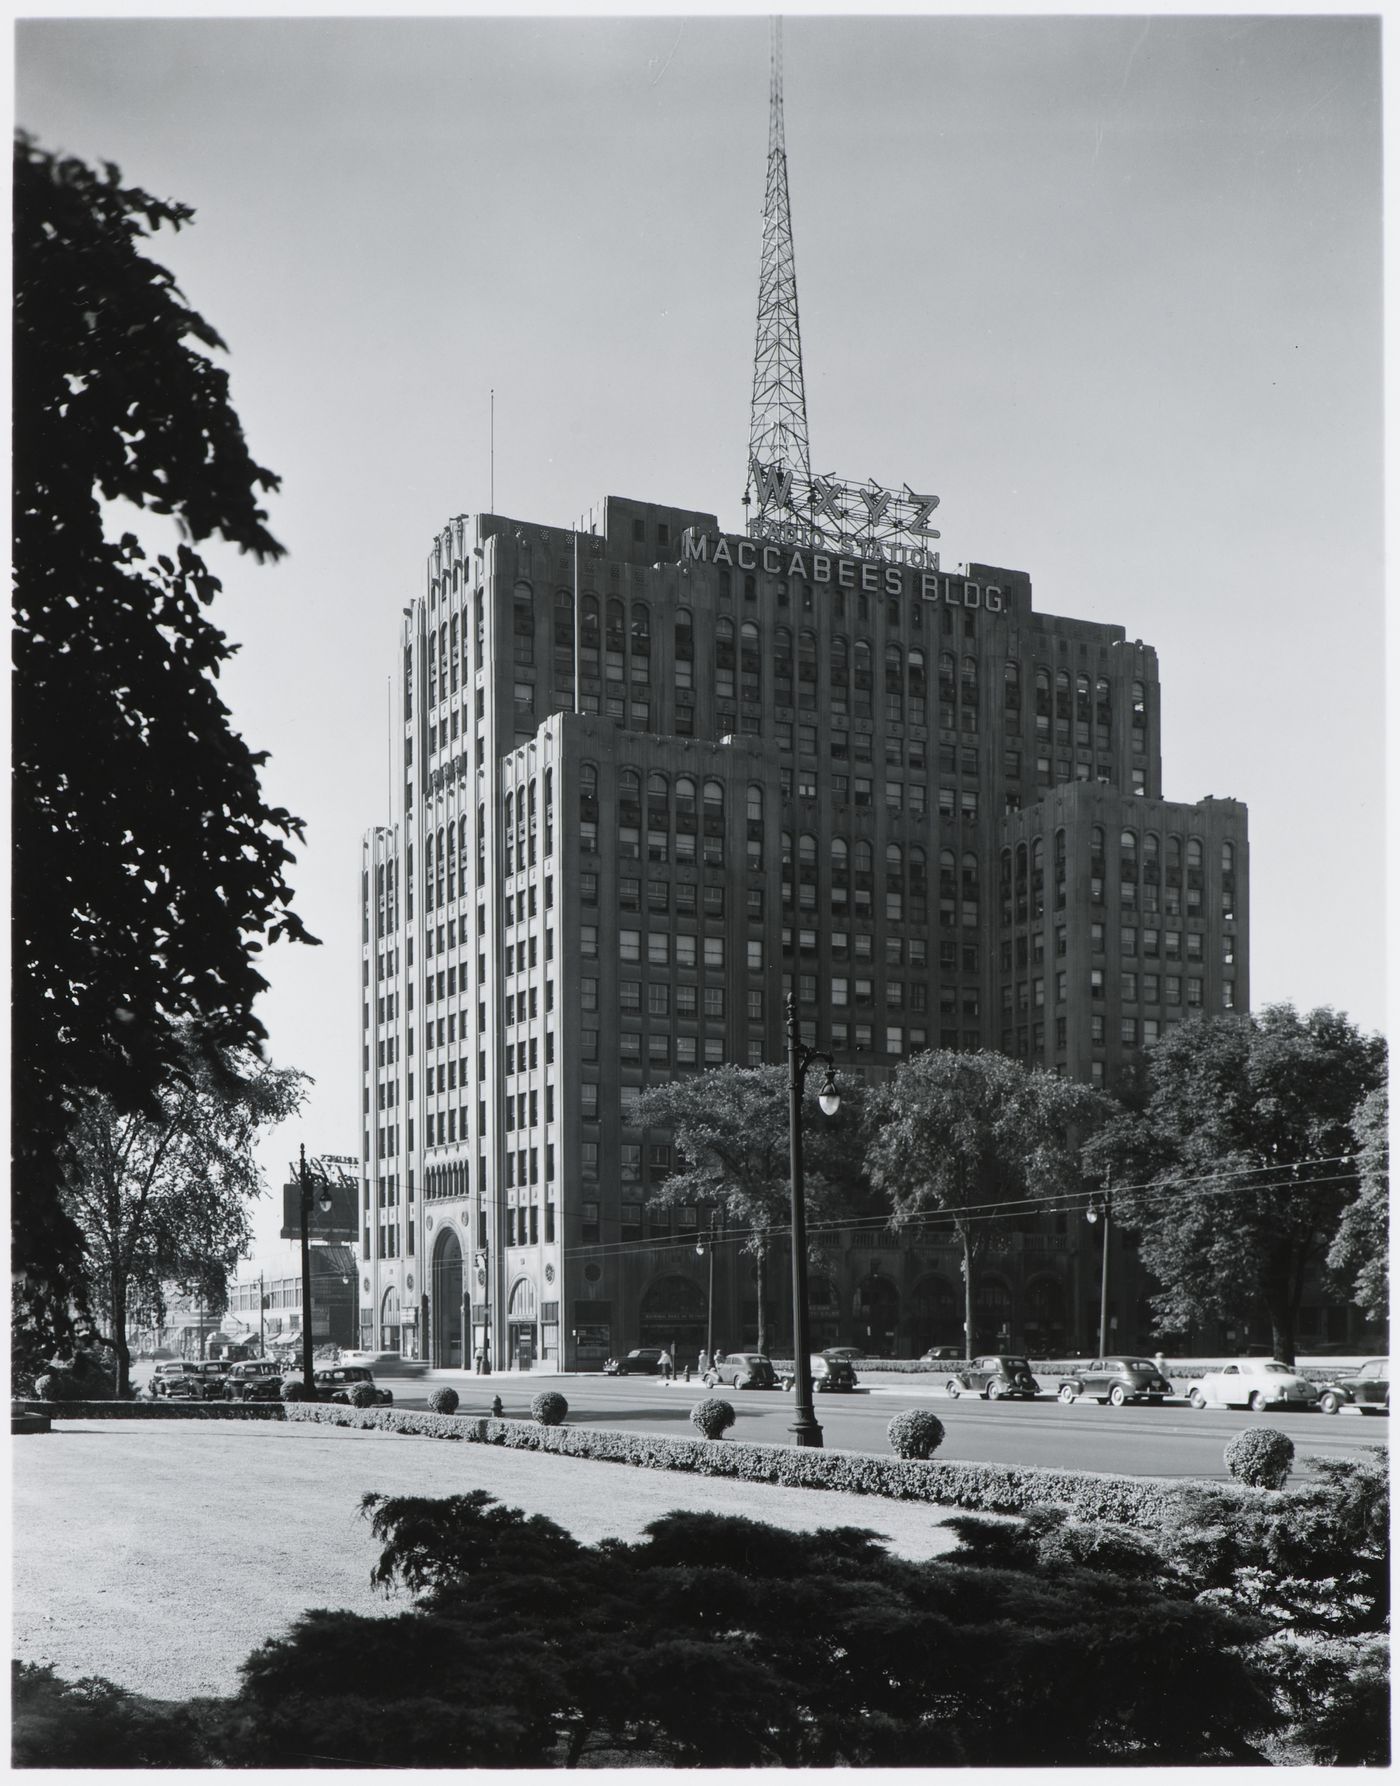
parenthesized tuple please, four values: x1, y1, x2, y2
(746, 16, 810, 513)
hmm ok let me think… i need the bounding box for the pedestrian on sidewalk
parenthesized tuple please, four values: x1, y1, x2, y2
(659, 1349, 674, 1382)
(474, 1348, 485, 1376)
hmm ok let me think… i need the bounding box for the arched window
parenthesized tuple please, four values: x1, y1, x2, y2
(503, 795, 513, 875)
(1004, 659, 1021, 707)
(1222, 840, 1234, 871)
(675, 775, 696, 815)
(854, 640, 872, 687)
(458, 815, 469, 894)
(1055, 667, 1070, 697)
(746, 784, 763, 823)
(854, 839, 873, 875)
(606, 599, 625, 658)
(702, 778, 724, 816)
(799, 832, 818, 866)
(675, 607, 693, 658)
(631, 602, 651, 648)
(427, 631, 438, 705)
(798, 629, 817, 704)
(962, 656, 978, 690)
(580, 595, 600, 653)
(740, 620, 760, 698)
(885, 843, 903, 884)
(908, 647, 926, 695)
(1030, 837, 1043, 917)
(1187, 838, 1203, 867)
(619, 767, 641, 803)
(885, 642, 903, 685)
(831, 837, 849, 874)
(647, 772, 668, 810)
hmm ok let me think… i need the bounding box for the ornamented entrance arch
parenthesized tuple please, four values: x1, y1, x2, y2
(638, 1274, 707, 1358)
(854, 1269, 900, 1357)
(431, 1227, 464, 1368)
(910, 1273, 959, 1354)
(380, 1286, 401, 1353)
(973, 1274, 1013, 1354)
(1023, 1272, 1068, 1357)
(508, 1277, 537, 1371)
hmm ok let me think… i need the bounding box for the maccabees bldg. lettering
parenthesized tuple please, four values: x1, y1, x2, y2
(680, 528, 1004, 611)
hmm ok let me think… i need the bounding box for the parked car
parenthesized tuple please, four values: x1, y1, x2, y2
(1188, 1359, 1320, 1412)
(812, 1353, 858, 1392)
(945, 1356, 1040, 1400)
(1056, 1357, 1173, 1407)
(224, 1360, 286, 1403)
(312, 1365, 393, 1406)
(705, 1352, 778, 1390)
(1317, 1357, 1390, 1416)
(920, 1346, 963, 1363)
(604, 1348, 665, 1376)
(820, 1346, 865, 1364)
(148, 1360, 202, 1400)
(183, 1360, 232, 1400)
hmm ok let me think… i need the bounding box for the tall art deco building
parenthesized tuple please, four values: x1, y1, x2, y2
(358, 494, 1250, 1370)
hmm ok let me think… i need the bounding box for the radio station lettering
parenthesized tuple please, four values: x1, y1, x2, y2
(681, 532, 1004, 612)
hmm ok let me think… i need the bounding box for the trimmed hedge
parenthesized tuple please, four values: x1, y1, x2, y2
(280, 1398, 1247, 1528)
(11, 1399, 285, 1422)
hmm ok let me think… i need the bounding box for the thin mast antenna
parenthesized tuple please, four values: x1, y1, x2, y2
(746, 15, 811, 524)
(490, 388, 495, 514)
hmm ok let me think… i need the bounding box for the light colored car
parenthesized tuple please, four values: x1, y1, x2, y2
(1188, 1359, 1320, 1412)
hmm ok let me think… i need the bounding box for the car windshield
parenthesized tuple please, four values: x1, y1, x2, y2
(1118, 1360, 1155, 1371)
(1003, 1359, 1031, 1372)
(1362, 1360, 1390, 1375)
(1261, 1363, 1291, 1374)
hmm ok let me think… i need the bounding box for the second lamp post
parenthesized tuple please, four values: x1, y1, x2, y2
(786, 993, 840, 1448)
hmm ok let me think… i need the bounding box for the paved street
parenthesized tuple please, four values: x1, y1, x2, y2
(396, 1370, 1389, 1482)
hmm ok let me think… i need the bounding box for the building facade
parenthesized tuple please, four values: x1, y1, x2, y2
(359, 493, 1257, 1368)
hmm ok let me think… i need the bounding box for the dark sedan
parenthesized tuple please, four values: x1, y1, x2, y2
(312, 1365, 393, 1406)
(1056, 1357, 1172, 1407)
(604, 1348, 665, 1377)
(224, 1360, 286, 1403)
(705, 1353, 777, 1390)
(945, 1356, 1040, 1401)
(1318, 1357, 1390, 1416)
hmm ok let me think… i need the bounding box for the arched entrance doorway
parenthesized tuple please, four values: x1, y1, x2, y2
(380, 1286, 401, 1353)
(638, 1274, 707, 1360)
(1023, 1272, 1068, 1358)
(973, 1274, 1012, 1354)
(431, 1228, 464, 1368)
(807, 1273, 839, 1350)
(910, 1273, 959, 1354)
(507, 1277, 537, 1370)
(854, 1269, 900, 1356)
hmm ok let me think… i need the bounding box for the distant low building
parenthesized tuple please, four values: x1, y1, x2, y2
(225, 1244, 360, 1354)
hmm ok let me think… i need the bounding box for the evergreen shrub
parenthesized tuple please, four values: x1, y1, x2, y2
(427, 1386, 459, 1415)
(691, 1397, 736, 1439)
(1224, 1427, 1295, 1490)
(348, 1383, 377, 1409)
(280, 1379, 307, 1402)
(530, 1391, 568, 1426)
(886, 1408, 946, 1459)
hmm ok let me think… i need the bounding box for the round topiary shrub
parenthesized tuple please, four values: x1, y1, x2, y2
(280, 1378, 307, 1402)
(1224, 1426, 1295, 1489)
(691, 1397, 736, 1440)
(531, 1391, 568, 1427)
(348, 1383, 377, 1409)
(427, 1385, 460, 1415)
(886, 1408, 947, 1460)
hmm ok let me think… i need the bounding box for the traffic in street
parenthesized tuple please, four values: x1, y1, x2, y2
(388, 1370, 1389, 1483)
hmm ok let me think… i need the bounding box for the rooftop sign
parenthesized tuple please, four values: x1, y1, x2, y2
(746, 457, 941, 569)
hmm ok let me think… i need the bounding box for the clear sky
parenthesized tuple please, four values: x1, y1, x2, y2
(15, 6, 1385, 1260)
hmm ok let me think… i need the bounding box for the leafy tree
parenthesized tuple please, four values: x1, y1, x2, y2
(12, 133, 317, 1322)
(865, 1051, 1112, 1355)
(57, 1035, 308, 1396)
(1086, 1006, 1385, 1362)
(1327, 1084, 1388, 1318)
(632, 1066, 865, 1353)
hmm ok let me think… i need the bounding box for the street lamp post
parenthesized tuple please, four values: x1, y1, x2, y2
(297, 1146, 333, 1393)
(786, 993, 841, 1449)
(696, 1214, 719, 1365)
(1085, 1170, 1112, 1356)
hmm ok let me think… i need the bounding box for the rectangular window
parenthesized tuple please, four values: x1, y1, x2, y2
(1121, 1017, 1138, 1045)
(619, 980, 641, 1013)
(1121, 972, 1138, 1002)
(647, 983, 670, 1017)
(1186, 978, 1204, 1007)
(676, 1035, 698, 1065)
(675, 935, 697, 968)
(620, 929, 641, 962)
(676, 985, 697, 1017)
(581, 925, 598, 959)
(648, 932, 669, 966)
(704, 937, 724, 969)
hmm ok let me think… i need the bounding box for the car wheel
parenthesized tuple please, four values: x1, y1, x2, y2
(987, 1381, 1003, 1400)
(946, 1380, 960, 1399)
(1319, 1390, 1341, 1415)
(1250, 1391, 1270, 1413)
(1188, 1388, 1207, 1409)
(1109, 1385, 1128, 1408)
(1057, 1384, 1078, 1404)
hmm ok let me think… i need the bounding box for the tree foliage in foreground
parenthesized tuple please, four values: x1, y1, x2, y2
(865, 1050, 1112, 1351)
(12, 132, 317, 1314)
(633, 1066, 867, 1353)
(57, 1036, 309, 1396)
(1085, 1006, 1385, 1362)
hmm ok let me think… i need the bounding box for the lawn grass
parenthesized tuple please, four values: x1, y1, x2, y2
(15, 1418, 972, 1702)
